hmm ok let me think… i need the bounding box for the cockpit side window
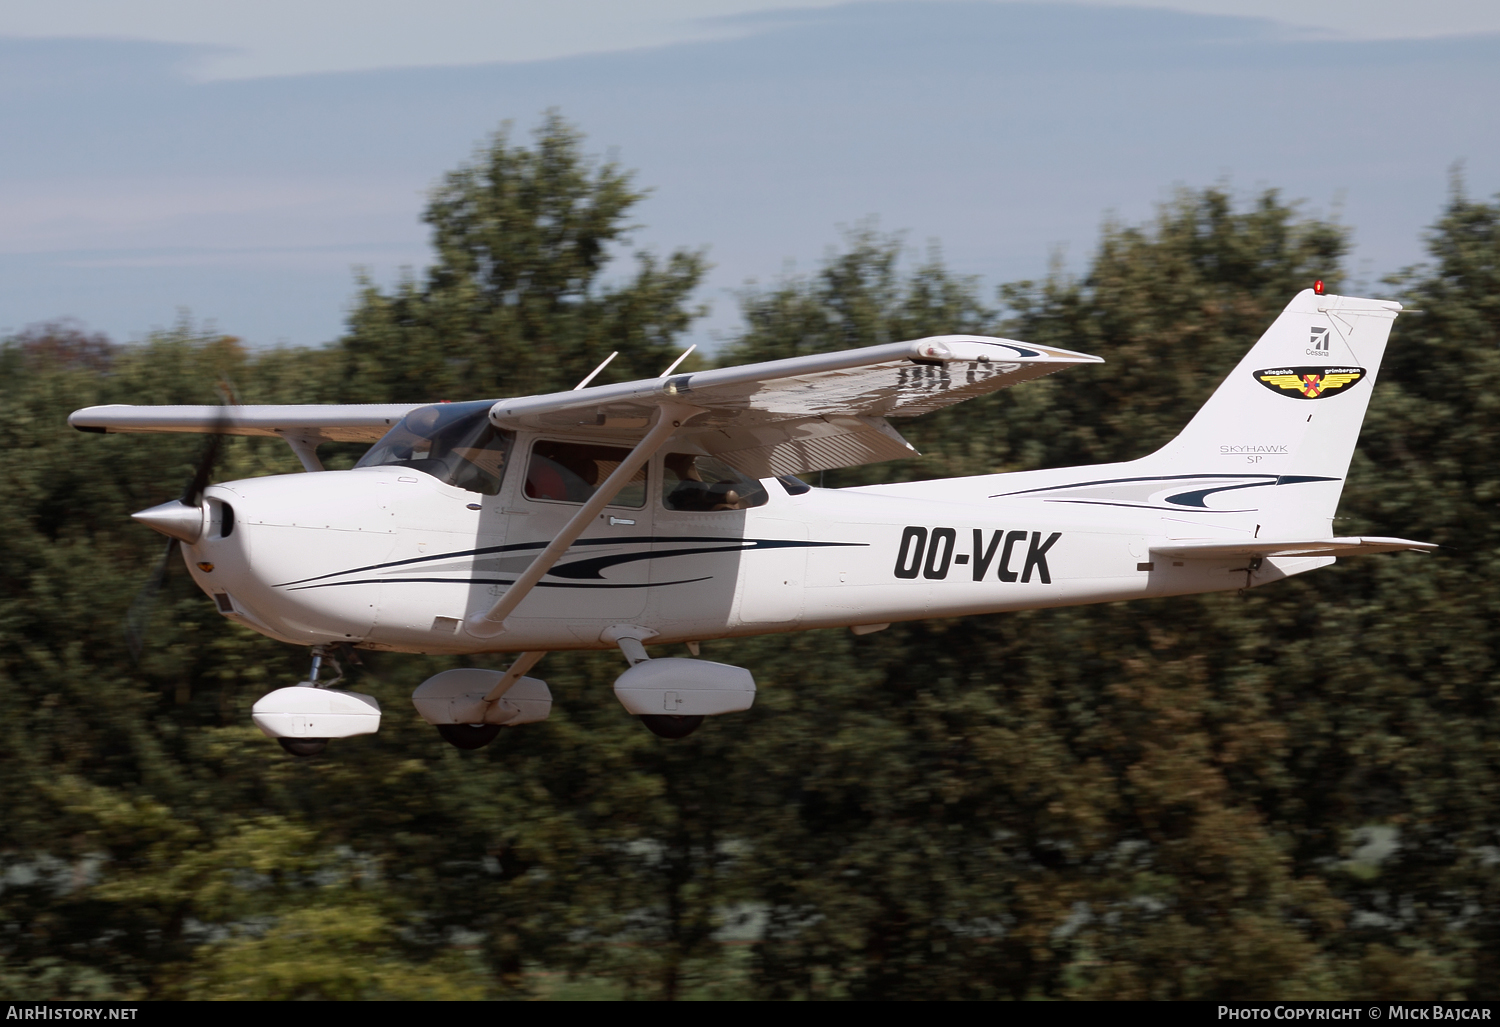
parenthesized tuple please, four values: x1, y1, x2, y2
(354, 401, 514, 496)
(524, 440, 647, 508)
(661, 454, 769, 512)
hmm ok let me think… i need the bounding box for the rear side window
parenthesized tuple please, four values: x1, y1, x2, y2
(524, 440, 646, 508)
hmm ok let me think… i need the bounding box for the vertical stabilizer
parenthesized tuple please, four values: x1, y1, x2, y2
(1131, 289, 1403, 538)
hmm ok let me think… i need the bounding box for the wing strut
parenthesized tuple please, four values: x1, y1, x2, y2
(465, 402, 704, 638)
(282, 433, 325, 472)
(482, 651, 548, 703)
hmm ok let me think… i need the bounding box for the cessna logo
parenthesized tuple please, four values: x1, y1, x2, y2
(1253, 366, 1366, 400)
(1307, 326, 1330, 356)
(895, 527, 1061, 583)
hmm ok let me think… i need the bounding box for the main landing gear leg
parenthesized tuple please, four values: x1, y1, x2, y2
(413, 652, 551, 751)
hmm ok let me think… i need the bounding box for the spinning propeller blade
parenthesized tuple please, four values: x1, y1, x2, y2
(180, 429, 223, 507)
(125, 408, 230, 660)
(125, 537, 179, 662)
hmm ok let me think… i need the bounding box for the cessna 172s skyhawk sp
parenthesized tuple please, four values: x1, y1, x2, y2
(70, 287, 1432, 755)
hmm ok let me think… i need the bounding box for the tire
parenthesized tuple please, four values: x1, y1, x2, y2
(278, 737, 328, 757)
(639, 714, 705, 739)
(436, 723, 502, 749)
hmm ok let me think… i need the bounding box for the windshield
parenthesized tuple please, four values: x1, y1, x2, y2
(355, 401, 514, 496)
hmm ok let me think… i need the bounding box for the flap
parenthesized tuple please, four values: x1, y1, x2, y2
(687, 414, 919, 478)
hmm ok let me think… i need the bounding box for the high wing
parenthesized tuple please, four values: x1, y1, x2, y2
(488, 335, 1102, 477)
(67, 403, 423, 443)
(68, 335, 1100, 478)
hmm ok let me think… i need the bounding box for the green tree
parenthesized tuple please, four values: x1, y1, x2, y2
(1326, 181, 1500, 999)
(340, 111, 707, 403)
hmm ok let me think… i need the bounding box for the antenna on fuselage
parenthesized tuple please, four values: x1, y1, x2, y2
(572, 351, 618, 391)
(658, 344, 696, 378)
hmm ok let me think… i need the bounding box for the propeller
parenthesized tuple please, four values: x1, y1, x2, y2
(125, 413, 229, 660)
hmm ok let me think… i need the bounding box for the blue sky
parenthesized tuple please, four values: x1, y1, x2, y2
(1, 1, 1496, 349)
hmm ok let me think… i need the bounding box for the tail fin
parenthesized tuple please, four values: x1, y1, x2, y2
(1131, 289, 1404, 538)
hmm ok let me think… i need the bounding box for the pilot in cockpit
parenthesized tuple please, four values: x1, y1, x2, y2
(663, 453, 750, 512)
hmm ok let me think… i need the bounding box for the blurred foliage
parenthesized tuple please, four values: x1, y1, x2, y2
(2, 116, 1498, 1000)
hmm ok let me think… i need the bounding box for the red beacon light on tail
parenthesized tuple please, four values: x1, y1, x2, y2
(1314, 280, 1325, 295)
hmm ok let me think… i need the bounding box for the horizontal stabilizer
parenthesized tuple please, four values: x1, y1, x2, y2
(1152, 536, 1437, 560)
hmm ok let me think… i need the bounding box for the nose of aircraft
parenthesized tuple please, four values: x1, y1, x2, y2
(132, 500, 206, 543)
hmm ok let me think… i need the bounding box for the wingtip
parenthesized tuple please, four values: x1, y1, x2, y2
(69, 404, 132, 432)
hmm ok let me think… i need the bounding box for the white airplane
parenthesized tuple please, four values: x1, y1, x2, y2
(70, 286, 1431, 755)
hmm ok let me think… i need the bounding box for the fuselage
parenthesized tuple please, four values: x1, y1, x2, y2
(182, 441, 1328, 654)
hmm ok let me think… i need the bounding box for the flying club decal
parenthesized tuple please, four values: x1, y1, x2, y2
(1254, 366, 1366, 400)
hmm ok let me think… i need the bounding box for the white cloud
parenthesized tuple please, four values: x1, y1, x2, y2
(0, 1, 798, 78)
(1, 0, 1497, 80)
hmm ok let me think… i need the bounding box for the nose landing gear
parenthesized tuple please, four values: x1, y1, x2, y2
(277, 648, 334, 756)
(251, 646, 380, 758)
